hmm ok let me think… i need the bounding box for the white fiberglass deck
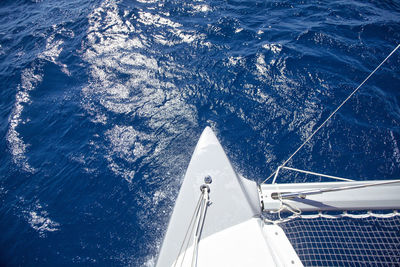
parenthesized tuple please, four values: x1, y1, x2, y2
(173, 218, 301, 267)
(156, 127, 301, 267)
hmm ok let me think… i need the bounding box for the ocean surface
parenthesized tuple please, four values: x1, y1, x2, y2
(1, 0, 400, 266)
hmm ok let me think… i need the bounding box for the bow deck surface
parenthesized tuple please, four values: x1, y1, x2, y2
(156, 127, 302, 267)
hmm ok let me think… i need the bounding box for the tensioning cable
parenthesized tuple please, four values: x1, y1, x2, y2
(262, 44, 400, 184)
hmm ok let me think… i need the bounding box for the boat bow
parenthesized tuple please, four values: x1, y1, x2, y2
(156, 127, 302, 267)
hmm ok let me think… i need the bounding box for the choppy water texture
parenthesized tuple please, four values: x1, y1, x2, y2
(1, 0, 400, 265)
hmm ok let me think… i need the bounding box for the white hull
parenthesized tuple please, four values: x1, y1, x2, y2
(156, 127, 400, 267)
(156, 127, 301, 267)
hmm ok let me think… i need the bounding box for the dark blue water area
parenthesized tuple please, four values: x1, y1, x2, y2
(0, 0, 400, 266)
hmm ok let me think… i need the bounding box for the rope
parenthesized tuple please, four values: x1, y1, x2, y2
(191, 187, 209, 267)
(173, 186, 210, 267)
(268, 183, 302, 221)
(266, 210, 400, 224)
(173, 192, 204, 267)
(262, 44, 400, 184)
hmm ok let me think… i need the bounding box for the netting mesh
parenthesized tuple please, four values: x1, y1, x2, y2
(278, 215, 400, 266)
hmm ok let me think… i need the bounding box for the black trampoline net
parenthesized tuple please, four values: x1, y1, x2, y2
(278, 215, 400, 266)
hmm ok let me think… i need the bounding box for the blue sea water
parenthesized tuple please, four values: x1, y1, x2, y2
(0, 0, 400, 265)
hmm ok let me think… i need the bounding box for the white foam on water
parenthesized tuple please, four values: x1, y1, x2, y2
(136, 0, 158, 3)
(105, 125, 153, 183)
(39, 25, 73, 75)
(23, 201, 60, 238)
(262, 43, 282, 54)
(138, 11, 182, 28)
(6, 24, 70, 173)
(7, 67, 42, 173)
(190, 4, 211, 13)
(225, 56, 244, 67)
(82, 0, 197, 169)
(81, 1, 209, 265)
(143, 256, 156, 267)
(28, 211, 60, 234)
(389, 130, 400, 164)
(256, 53, 268, 76)
(152, 190, 167, 206)
(235, 27, 243, 33)
(137, 9, 205, 45)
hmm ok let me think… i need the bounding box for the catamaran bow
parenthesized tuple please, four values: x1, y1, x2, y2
(156, 127, 400, 267)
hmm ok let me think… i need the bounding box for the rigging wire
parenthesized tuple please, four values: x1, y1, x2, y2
(173, 186, 210, 267)
(191, 187, 210, 267)
(173, 192, 203, 267)
(262, 44, 400, 184)
(279, 166, 354, 182)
